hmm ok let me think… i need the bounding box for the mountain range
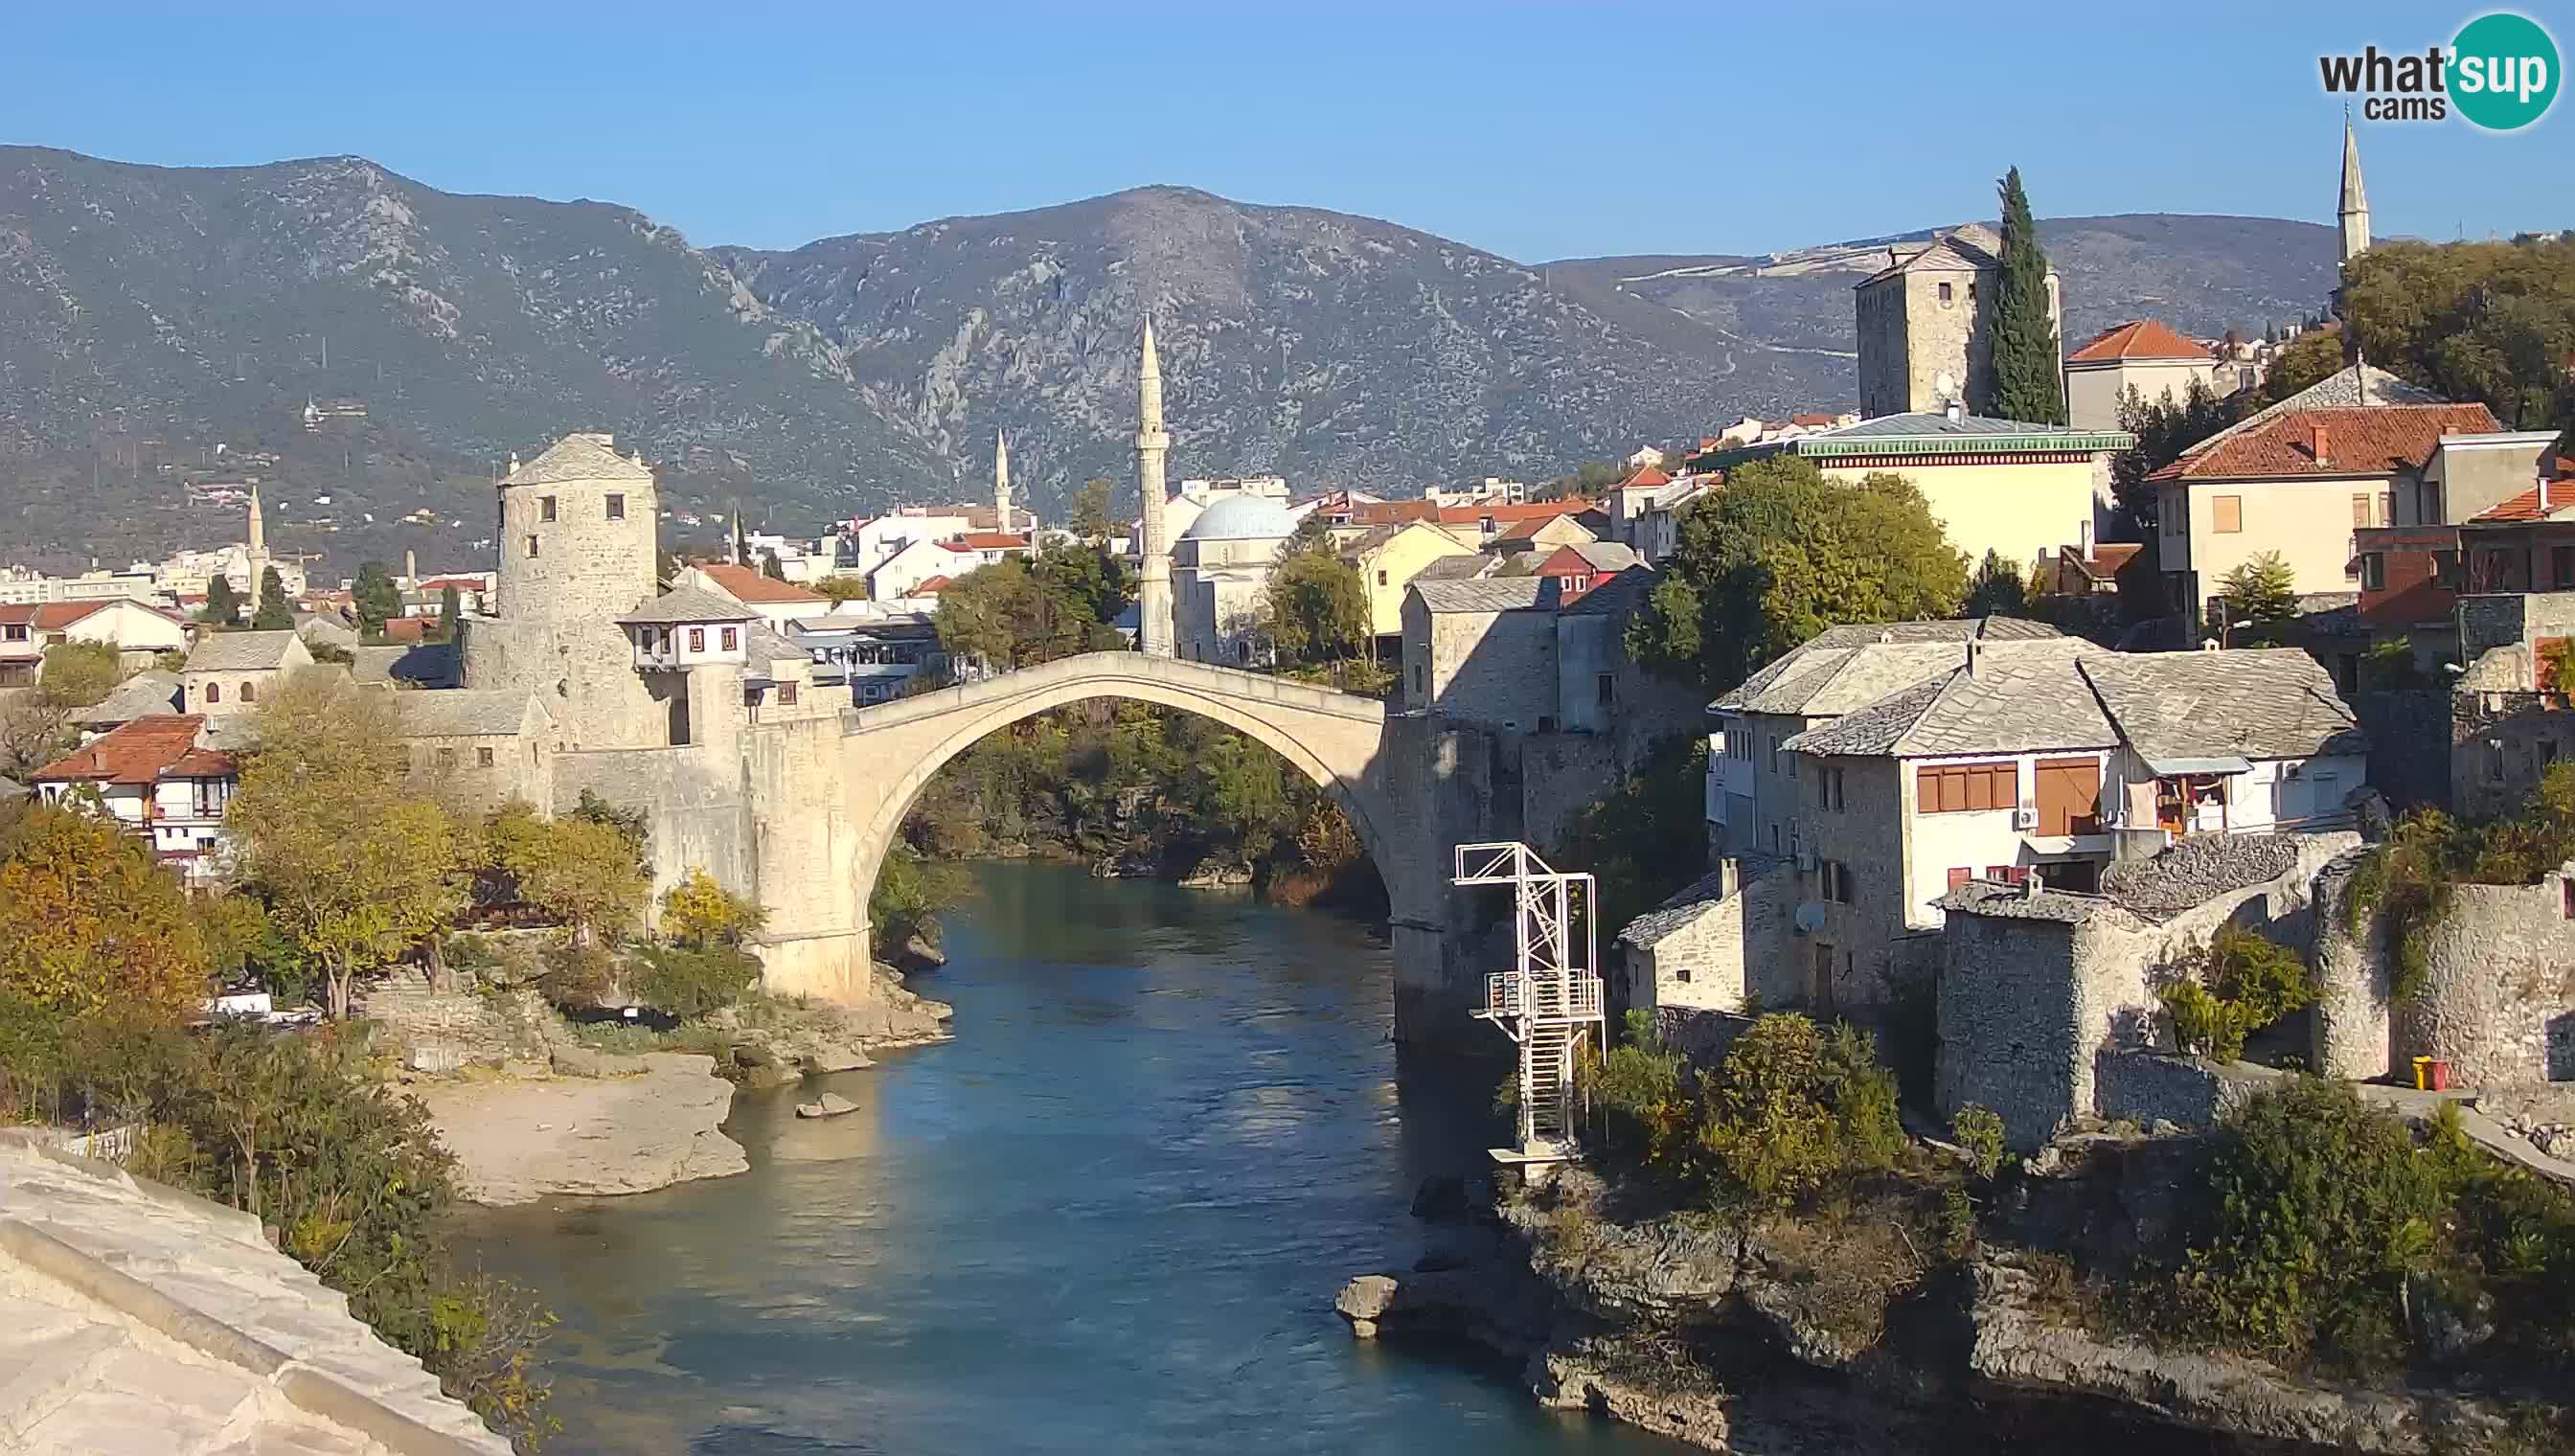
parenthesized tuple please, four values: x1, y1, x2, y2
(0, 146, 2339, 571)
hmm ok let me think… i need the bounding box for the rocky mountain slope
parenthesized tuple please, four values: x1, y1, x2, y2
(0, 146, 2338, 570)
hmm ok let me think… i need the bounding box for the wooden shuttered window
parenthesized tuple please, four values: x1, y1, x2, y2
(1917, 761, 2017, 814)
(2212, 495, 2243, 534)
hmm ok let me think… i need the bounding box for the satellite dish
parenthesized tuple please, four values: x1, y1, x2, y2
(1933, 370, 1958, 401)
(1792, 903, 1828, 935)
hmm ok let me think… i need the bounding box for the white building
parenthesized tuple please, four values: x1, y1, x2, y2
(31, 715, 239, 887)
(869, 537, 981, 603)
(679, 562, 834, 634)
(1174, 493, 1296, 666)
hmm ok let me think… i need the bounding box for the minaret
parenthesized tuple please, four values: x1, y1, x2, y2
(993, 429, 1013, 535)
(244, 483, 269, 604)
(2337, 112, 2371, 269)
(1135, 319, 1174, 656)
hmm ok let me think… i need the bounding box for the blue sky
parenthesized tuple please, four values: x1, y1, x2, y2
(1, 2, 2563, 261)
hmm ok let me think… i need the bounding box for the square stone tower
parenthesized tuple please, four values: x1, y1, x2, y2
(460, 433, 669, 750)
(1854, 226, 2061, 419)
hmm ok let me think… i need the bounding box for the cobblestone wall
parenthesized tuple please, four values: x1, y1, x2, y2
(356, 972, 554, 1071)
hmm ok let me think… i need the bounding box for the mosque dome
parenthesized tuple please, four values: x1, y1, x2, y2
(1179, 494, 1296, 542)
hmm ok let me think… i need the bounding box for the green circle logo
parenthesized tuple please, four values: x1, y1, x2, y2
(2452, 12, 2560, 130)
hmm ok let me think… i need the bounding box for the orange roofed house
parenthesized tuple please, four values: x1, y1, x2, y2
(2063, 320, 2234, 431)
(32, 715, 239, 887)
(679, 561, 835, 633)
(2148, 366, 2498, 631)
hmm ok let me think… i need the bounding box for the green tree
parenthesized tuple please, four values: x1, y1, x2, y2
(1030, 535, 1131, 633)
(36, 640, 118, 709)
(1627, 456, 1970, 693)
(1262, 546, 1371, 665)
(872, 841, 968, 950)
(487, 803, 649, 947)
(2257, 329, 2348, 407)
(436, 583, 462, 642)
(2214, 551, 2298, 636)
(935, 557, 1107, 671)
(2110, 375, 2244, 538)
(1, 642, 124, 783)
(251, 565, 294, 630)
(226, 671, 463, 1017)
(761, 549, 786, 580)
(1698, 1014, 1903, 1215)
(2343, 236, 2575, 430)
(201, 574, 241, 627)
(1963, 548, 2029, 618)
(0, 807, 211, 1020)
(815, 575, 871, 605)
(1069, 478, 1117, 543)
(1987, 168, 2065, 423)
(351, 561, 400, 639)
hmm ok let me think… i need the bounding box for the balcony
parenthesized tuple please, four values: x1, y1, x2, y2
(1478, 970, 1603, 1022)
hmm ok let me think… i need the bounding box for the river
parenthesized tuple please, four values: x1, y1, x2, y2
(455, 861, 1681, 1454)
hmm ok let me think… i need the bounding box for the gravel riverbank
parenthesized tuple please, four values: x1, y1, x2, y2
(408, 1053, 749, 1205)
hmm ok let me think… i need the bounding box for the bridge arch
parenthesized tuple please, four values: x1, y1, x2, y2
(835, 653, 1406, 965)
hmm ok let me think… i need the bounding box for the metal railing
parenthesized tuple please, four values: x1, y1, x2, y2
(1482, 970, 1603, 1021)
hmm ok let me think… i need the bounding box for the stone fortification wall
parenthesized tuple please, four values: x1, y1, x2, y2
(2314, 856, 2575, 1087)
(552, 744, 754, 919)
(357, 970, 555, 1073)
(2309, 851, 2395, 1080)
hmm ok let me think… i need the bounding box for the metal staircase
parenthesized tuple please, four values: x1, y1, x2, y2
(1455, 842, 1607, 1164)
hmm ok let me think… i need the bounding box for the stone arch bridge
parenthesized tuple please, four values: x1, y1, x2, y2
(744, 653, 1494, 1046)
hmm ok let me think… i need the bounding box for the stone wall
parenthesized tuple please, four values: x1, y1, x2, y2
(2308, 851, 2394, 1080)
(2397, 878, 2575, 1087)
(1655, 1005, 1756, 1069)
(2092, 1049, 2289, 1133)
(355, 970, 554, 1072)
(2348, 689, 2450, 809)
(553, 742, 755, 921)
(2450, 690, 2575, 822)
(1623, 860, 1794, 1016)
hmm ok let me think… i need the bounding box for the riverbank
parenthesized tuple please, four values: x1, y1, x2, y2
(408, 1051, 750, 1205)
(1338, 1153, 2553, 1455)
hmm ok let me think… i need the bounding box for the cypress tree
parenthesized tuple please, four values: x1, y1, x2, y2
(438, 583, 462, 641)
(1987, 168, 2065, 424)
(251, 566, 294, 630)
(202, 575, 239, 627)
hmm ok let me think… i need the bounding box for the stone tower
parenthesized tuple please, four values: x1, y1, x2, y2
(1135, 320, 1175, 656)
(1853, 225, 2061, 420)
(993, 429, 1013, 535)
(460, 432, 666, 750)
(2337, 114, 2371, 270)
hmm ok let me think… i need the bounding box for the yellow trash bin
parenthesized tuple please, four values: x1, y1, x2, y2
(2411, 1056, 2433, 1091)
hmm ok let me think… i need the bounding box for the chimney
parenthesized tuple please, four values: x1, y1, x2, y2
(2542, 475, 2553, 513)
(2312, 424, 2332, 466)
(1965, 638, 1982, 677)
(1946, 399, 1965, 424)
(2022, 869, 2044, 901)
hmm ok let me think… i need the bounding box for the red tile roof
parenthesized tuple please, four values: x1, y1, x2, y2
(949, 532, 1032, 551)
(2149, 404, 2501, 482)
(696, 562, 828, 604)
(1346, 500, 1443, 526)
(1789, 412, 1842, 427)
(1437, 498, 1594, 528)
(911, 575, 955, 595)
(376, 616, 434, 643)
(2067, 319, 2214, 364)
(416, 576, 488, 591)
(1617, 465, 1672, 490)
(33, 715, 225, 785)
(2467, 480, 2575, 523)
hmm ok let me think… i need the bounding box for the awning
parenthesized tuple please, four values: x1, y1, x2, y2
(2146, 755, 2252, 777)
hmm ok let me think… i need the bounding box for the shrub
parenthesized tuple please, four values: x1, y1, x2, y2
(1581, 1009, 1692, 1177)
(659, 868, 765, 949)
(1950, 1103, 2007, 1181)
(1698, 1014, 1903, 1215)
(2168, 1079, 2447, 1374)
(627, 944, 761, 1020)
(2160, 926, 2312, 1062)
(536, 938, 618, 1012)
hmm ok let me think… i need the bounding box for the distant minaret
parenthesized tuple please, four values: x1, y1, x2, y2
(2337, 111, 2371, 270)
(1135, 320, 1174, 657)
(245, 483, 269, 603)
(993, 429, 1013, 535)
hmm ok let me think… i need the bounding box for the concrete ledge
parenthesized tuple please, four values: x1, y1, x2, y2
(279, 1365, 497, 1456)
(0, 1129, 269, 1248)
(0, 1217, 291, 1376)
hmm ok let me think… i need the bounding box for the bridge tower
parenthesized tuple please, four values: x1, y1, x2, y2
(1455, 842, 1607, 1164)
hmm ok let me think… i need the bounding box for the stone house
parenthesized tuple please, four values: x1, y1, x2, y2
(1616, 857, 1794, 1018)
(2351, 432, 2564, 656)
(1696, 411, 2132, 578)
(393, 690, 558, 814)
(2450, 588, 2575, 820)
(1338, 519, 1480, 650)
(1852, 224, 2060, 420)
(178, 629, 313, 715)
(1486, 513, 1598, 557)
(2062, 319, 2228, 432)
(31, 713, 239, 887)
(2150, 365, 2495, 624)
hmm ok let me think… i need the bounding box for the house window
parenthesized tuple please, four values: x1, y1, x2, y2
(240, 682, 256, 703)
(1937, 282, 1953, 304)
(606, 493, 626, 521)
(2487, 739, 2507, 783)
(2378, 492, 2392, 528)
(2420, 480, 2443, 523)
(1596, 672, 1615, 707)
(206, 682, 220, 704)
(720, 626, 739, 651)
(1917, 761, 2017, 813)
(2434, 550, 2462, 589)
(540, 495, 558, 522)
(476, 747, 494, 768)
(526, 535, 539, 558)
(2351, 493, 2372, 528)
(781, 682, 799, 706)
(2212, 495, 2243, 534)
(689, 627, 705, 651)
(1377, 569, 1389, 586)
(437, 748, 457, 771)
(1411, 664, 1424, 695)
(1478, 516, 1495, 535)
(2361, 554, 2385, 591)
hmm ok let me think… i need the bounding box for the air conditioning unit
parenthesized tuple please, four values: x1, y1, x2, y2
(2012, 806, 2039, 830)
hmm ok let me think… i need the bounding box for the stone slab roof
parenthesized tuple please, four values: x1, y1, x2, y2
(1410, 555, 1497, 582)
(352, 641, 463, 689)
(1411, 578, 1553, 614)
(74, 671, 181, 727)
(393, 689, 548, 739)
(2078, 647, 2367, 763)
(2095, 832, 2306, 918)
(1710, 618, 2060, 713)
(0, 1130, 513, 1452)
(181, 629, 302, 673)
(1784, 640, 2110, 757)
(616, 583, 759, 626)
(741, 623, 803, 666)
(504, 431, 652, 486)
